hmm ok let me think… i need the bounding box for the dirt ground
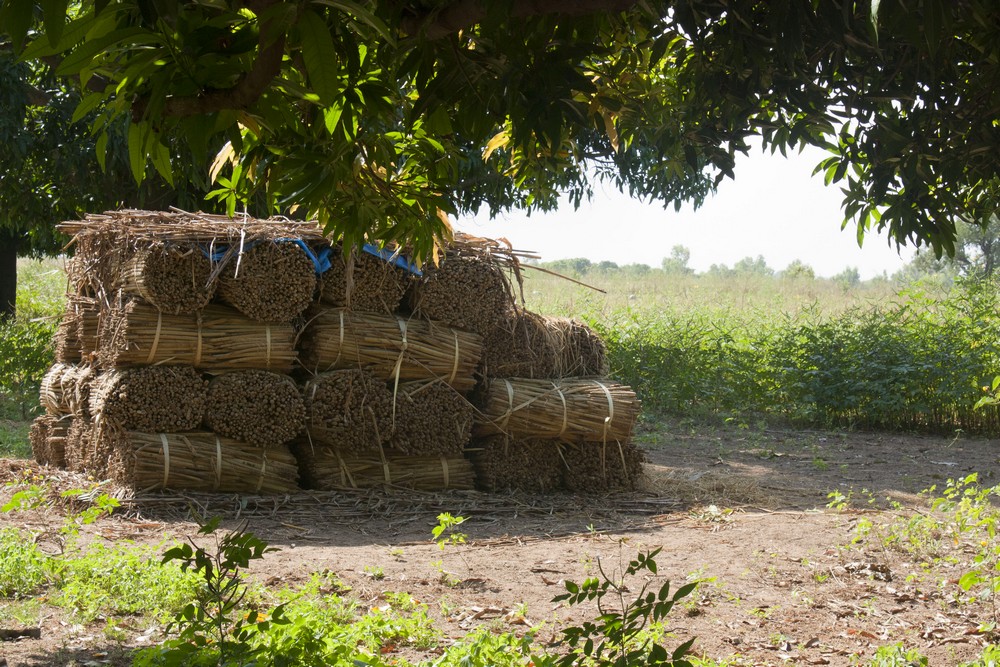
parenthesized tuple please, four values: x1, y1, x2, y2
(2, 419, 999, 666)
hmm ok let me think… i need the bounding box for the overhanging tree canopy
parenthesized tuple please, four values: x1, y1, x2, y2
(2, 0, 999, 260)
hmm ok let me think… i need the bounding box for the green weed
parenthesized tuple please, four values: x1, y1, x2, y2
(0, 527, 55, 597)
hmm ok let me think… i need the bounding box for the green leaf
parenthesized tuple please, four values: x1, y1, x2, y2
(40, 0, 69, 46)
(311, 0, 393, 43)
(127, 122, 147, 184)
(297, 9, 341, 106)
(150, 136, 174, 186)
(0, 0, 35, 50)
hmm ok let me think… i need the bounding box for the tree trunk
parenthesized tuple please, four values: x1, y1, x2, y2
(0, 232, 18, 321)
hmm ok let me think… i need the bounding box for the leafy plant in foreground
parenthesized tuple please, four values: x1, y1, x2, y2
(137, 518, 287, 666)
(537, 547, 697, 667)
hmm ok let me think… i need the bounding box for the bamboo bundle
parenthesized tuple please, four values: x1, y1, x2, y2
(291, 442, 474, 491)
(107, 431, 300, 493)
(408, 254, 515, 335)
(46, 418, 71, 469)
(303, 369, 394, 453)
(89, 366, 208, 432)
(217, 241, 316, 322)
(555, 318, 609, 377)
(29, 415, 51, 466)
(390, 381, 473, 456)
(473, 378, 641, 441)
(299, 308, 482, 391)
(204, 370, 305, 446)
(98, 301, 297, 372)
(318, 246, 412, 313)
(66, 232, 123, 301)
(480, 310, 609, 379)
(29, 415, 70, 468)
(560, 441, 645, 492)
(59, 296, 101, 361)
(119, 243, 215, 314)
(469, 435, 564, 493)
(66, 418, 96, 473)
(479, 308, 557, 378)
(39, 363, 94, 417)
(53, 317, 82, 363)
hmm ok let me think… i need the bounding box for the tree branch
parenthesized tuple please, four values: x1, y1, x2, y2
(402, 0, 640, 39)
(131, 0, 285, 120)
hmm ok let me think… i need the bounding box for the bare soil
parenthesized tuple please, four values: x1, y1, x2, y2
(2, 419, 999, 666)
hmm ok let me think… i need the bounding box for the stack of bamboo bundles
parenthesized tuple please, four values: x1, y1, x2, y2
(36, 208, 642, 495)
(36, 209, 327, 491)
(62, 209, 326, 323)
(298, 307, 482, 392)
(468, 376, 643, 493)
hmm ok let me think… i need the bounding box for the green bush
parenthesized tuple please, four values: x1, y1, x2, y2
(0, 527, 55, 597)
(597, 276, 1000, 433)
(0, 317, 55, 420)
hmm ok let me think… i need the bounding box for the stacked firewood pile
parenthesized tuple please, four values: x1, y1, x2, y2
(30, 209, 642, 495)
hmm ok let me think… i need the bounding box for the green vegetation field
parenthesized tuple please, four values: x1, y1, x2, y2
(523, 264, 999, 434)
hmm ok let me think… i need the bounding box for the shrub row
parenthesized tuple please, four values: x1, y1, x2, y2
(596, 277, 1000, 432)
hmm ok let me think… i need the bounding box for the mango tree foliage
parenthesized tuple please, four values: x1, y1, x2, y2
(2, 0, 1000, 259)
(0, 52, 213, 318)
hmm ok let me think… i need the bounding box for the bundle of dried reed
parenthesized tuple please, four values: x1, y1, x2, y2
(66, 418, 95, 473)
(298, 307, 482, 391)
(553, 317, 609, 377)
(39, 363, 94, 417)
(29, 415, 69, 467)
(318, 246, 412, 313)
(217, 241, 316, 321)
(469, 435, 564, 493)
(53, 317, 82, 363)
(303, 369, 394, 453)
(107, 430, 300, 493)
(204, 370, 305, 446)
(480, 310, 609, 379)
(291, 441, 474, 491)
(98, 301, 297, 372)
(473, 378, 640, 442)
(58, 297, 101, 361)
(89, 366, 208, 432)
(560, 441, 644, 492)
(479, 308, 557, 378)
(390, 381, 473, 456)
(119, 243, 216, 314)
(408, 254, 515, 336)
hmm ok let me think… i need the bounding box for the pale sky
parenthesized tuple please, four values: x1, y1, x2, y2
(455, 142, 916, 279)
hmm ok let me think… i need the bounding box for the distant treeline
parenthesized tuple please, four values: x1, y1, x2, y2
(535, 251, 868, 286)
